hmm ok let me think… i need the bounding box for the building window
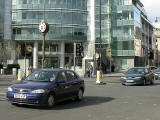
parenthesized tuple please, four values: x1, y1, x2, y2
(22, 0, 27, 4)
(123, 41, 128, 50)
(22, 13, 27, 19)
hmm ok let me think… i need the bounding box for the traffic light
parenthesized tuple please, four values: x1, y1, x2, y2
(76, 43, 83, 57)
(149, 51, 154, 59)
(21, 44, 25, 57)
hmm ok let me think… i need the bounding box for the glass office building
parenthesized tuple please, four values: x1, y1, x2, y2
(12, 0, 87, 69)
(12, 0, 154, 73)
(0, 0, 4, 42)
(95, 0, 153, 71)
(0, 0, 12, 63)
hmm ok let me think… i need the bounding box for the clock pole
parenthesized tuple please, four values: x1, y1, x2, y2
(39, 20, 49, 69)
(42, 33, 45, 68)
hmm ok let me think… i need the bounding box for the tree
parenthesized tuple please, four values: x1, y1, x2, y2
(0, 43, 4, 62)
(6, 42, 13, 59)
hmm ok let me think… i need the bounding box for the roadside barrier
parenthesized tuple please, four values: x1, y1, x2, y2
(18, 69, 23, 81)
(0, 69, 4, 75)
(12, 68, 17, 76)
(96, 70, 102, 84)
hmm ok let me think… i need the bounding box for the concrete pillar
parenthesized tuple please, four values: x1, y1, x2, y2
(60, 41, 65, 68)
(87, 0, 95, 57)
(11, 41, 16, 63)
(33, 41, 38, 69)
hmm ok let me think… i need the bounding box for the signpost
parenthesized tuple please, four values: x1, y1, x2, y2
(39, 20, 49, 68)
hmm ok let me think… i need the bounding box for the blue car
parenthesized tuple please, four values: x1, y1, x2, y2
(120, 67, 154, 85)
(6, 69, 85, 107)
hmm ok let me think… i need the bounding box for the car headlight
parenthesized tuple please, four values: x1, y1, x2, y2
(8, 87, 13, 92)
(155, 73, 158, 76)
(134, 77, 141, 79)
(31, 89, 46, 94)
(121, 77, 127, 79)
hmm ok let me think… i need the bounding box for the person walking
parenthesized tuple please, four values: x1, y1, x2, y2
(89, 64, 93, 79)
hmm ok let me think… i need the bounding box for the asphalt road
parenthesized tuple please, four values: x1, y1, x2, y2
(0, 76, 160, 120)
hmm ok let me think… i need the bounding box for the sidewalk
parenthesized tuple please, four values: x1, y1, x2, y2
(83, 72, 124, 78)
(103, 72, 124, 77)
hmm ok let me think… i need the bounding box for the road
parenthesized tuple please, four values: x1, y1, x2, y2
(0, 76, 160, 120)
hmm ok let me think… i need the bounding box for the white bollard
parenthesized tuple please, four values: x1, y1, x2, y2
(18, 69, 23, 81)
(96, 70, 103, 84)
(1, 69, 4, 75)
(12, 68, 17, 76)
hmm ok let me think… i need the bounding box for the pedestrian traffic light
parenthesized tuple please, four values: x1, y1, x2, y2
(76, 43, 83, 57)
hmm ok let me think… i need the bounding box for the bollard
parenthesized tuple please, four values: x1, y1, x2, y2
(12, 68, 17, 76)
(96, 70, 106, 85)
(0, 69, 4, 75)
(96, 70, 102, 84)
(18, 69, 23, 81)
(26, 70, 31, 77)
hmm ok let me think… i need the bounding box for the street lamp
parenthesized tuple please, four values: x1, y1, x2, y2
(39, 20, 49, 68)
(99, 0, 102, 70)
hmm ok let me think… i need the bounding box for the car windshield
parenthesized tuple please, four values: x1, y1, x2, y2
(151, 67, 157, 70)
(25, 71, 58, 82)
(126, 68, 145, 74)
(156, 68, 160, 72)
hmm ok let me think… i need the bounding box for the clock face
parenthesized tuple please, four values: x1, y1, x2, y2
(39, 23, 47, 33)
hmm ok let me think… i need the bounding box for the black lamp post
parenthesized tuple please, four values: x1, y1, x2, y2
(99, 0, 102, 70)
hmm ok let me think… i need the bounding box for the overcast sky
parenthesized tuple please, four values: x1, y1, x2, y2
(140, 0, 160, 22)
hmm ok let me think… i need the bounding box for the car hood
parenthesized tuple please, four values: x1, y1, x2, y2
(11, 81, 54, 90)
(124, 74, 144, 77)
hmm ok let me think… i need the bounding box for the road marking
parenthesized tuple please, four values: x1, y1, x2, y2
(153, 104, 157, 106)
(87, 114, 91, 118)
(123, 101, 129, 104)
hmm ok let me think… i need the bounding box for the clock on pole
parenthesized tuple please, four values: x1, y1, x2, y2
(39, 20, 49, 68)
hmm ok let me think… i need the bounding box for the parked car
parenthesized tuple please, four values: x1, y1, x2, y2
(120, 67, 154, 85)
(6, 69, 85, 107)
(154, 67, 160, 80)
(0, 64, 3, 69)
(150, 66, 158, 73)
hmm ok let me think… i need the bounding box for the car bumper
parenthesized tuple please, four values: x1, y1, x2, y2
(121, 79, 144, 85)
(6, 92, 48, 106)
(155, 75, 160, 80)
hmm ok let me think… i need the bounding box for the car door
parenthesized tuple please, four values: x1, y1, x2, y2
(66, 70, 80, 98)
(145, 68, 152, 83)
(54, 71, 70, 101)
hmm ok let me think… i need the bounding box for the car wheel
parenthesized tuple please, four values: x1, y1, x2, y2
(77, 89, 83, 101)
(47, 94, 55, 108)
(11, 103, 18, 106)
(121, 83, 126, 86)
(151, 77, 154, 85)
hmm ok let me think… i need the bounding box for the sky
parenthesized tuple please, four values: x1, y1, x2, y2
(140, 0, 160, 22)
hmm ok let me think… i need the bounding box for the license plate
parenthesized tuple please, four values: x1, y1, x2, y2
(126, 80, 134, 83)
(14, 94, 27, 99)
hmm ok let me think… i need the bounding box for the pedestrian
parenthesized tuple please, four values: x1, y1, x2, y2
(89, 64, 93, 78)
(111, 64, 115, 72)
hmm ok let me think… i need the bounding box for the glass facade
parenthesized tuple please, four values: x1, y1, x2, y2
(0, 0, 4, 42)
(111, 0, 134, 57)
(12, 0, 87, 42)
(11, 0, 153, 71)
(95, 0, 153, 70)
(95, 0, 111, 45)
